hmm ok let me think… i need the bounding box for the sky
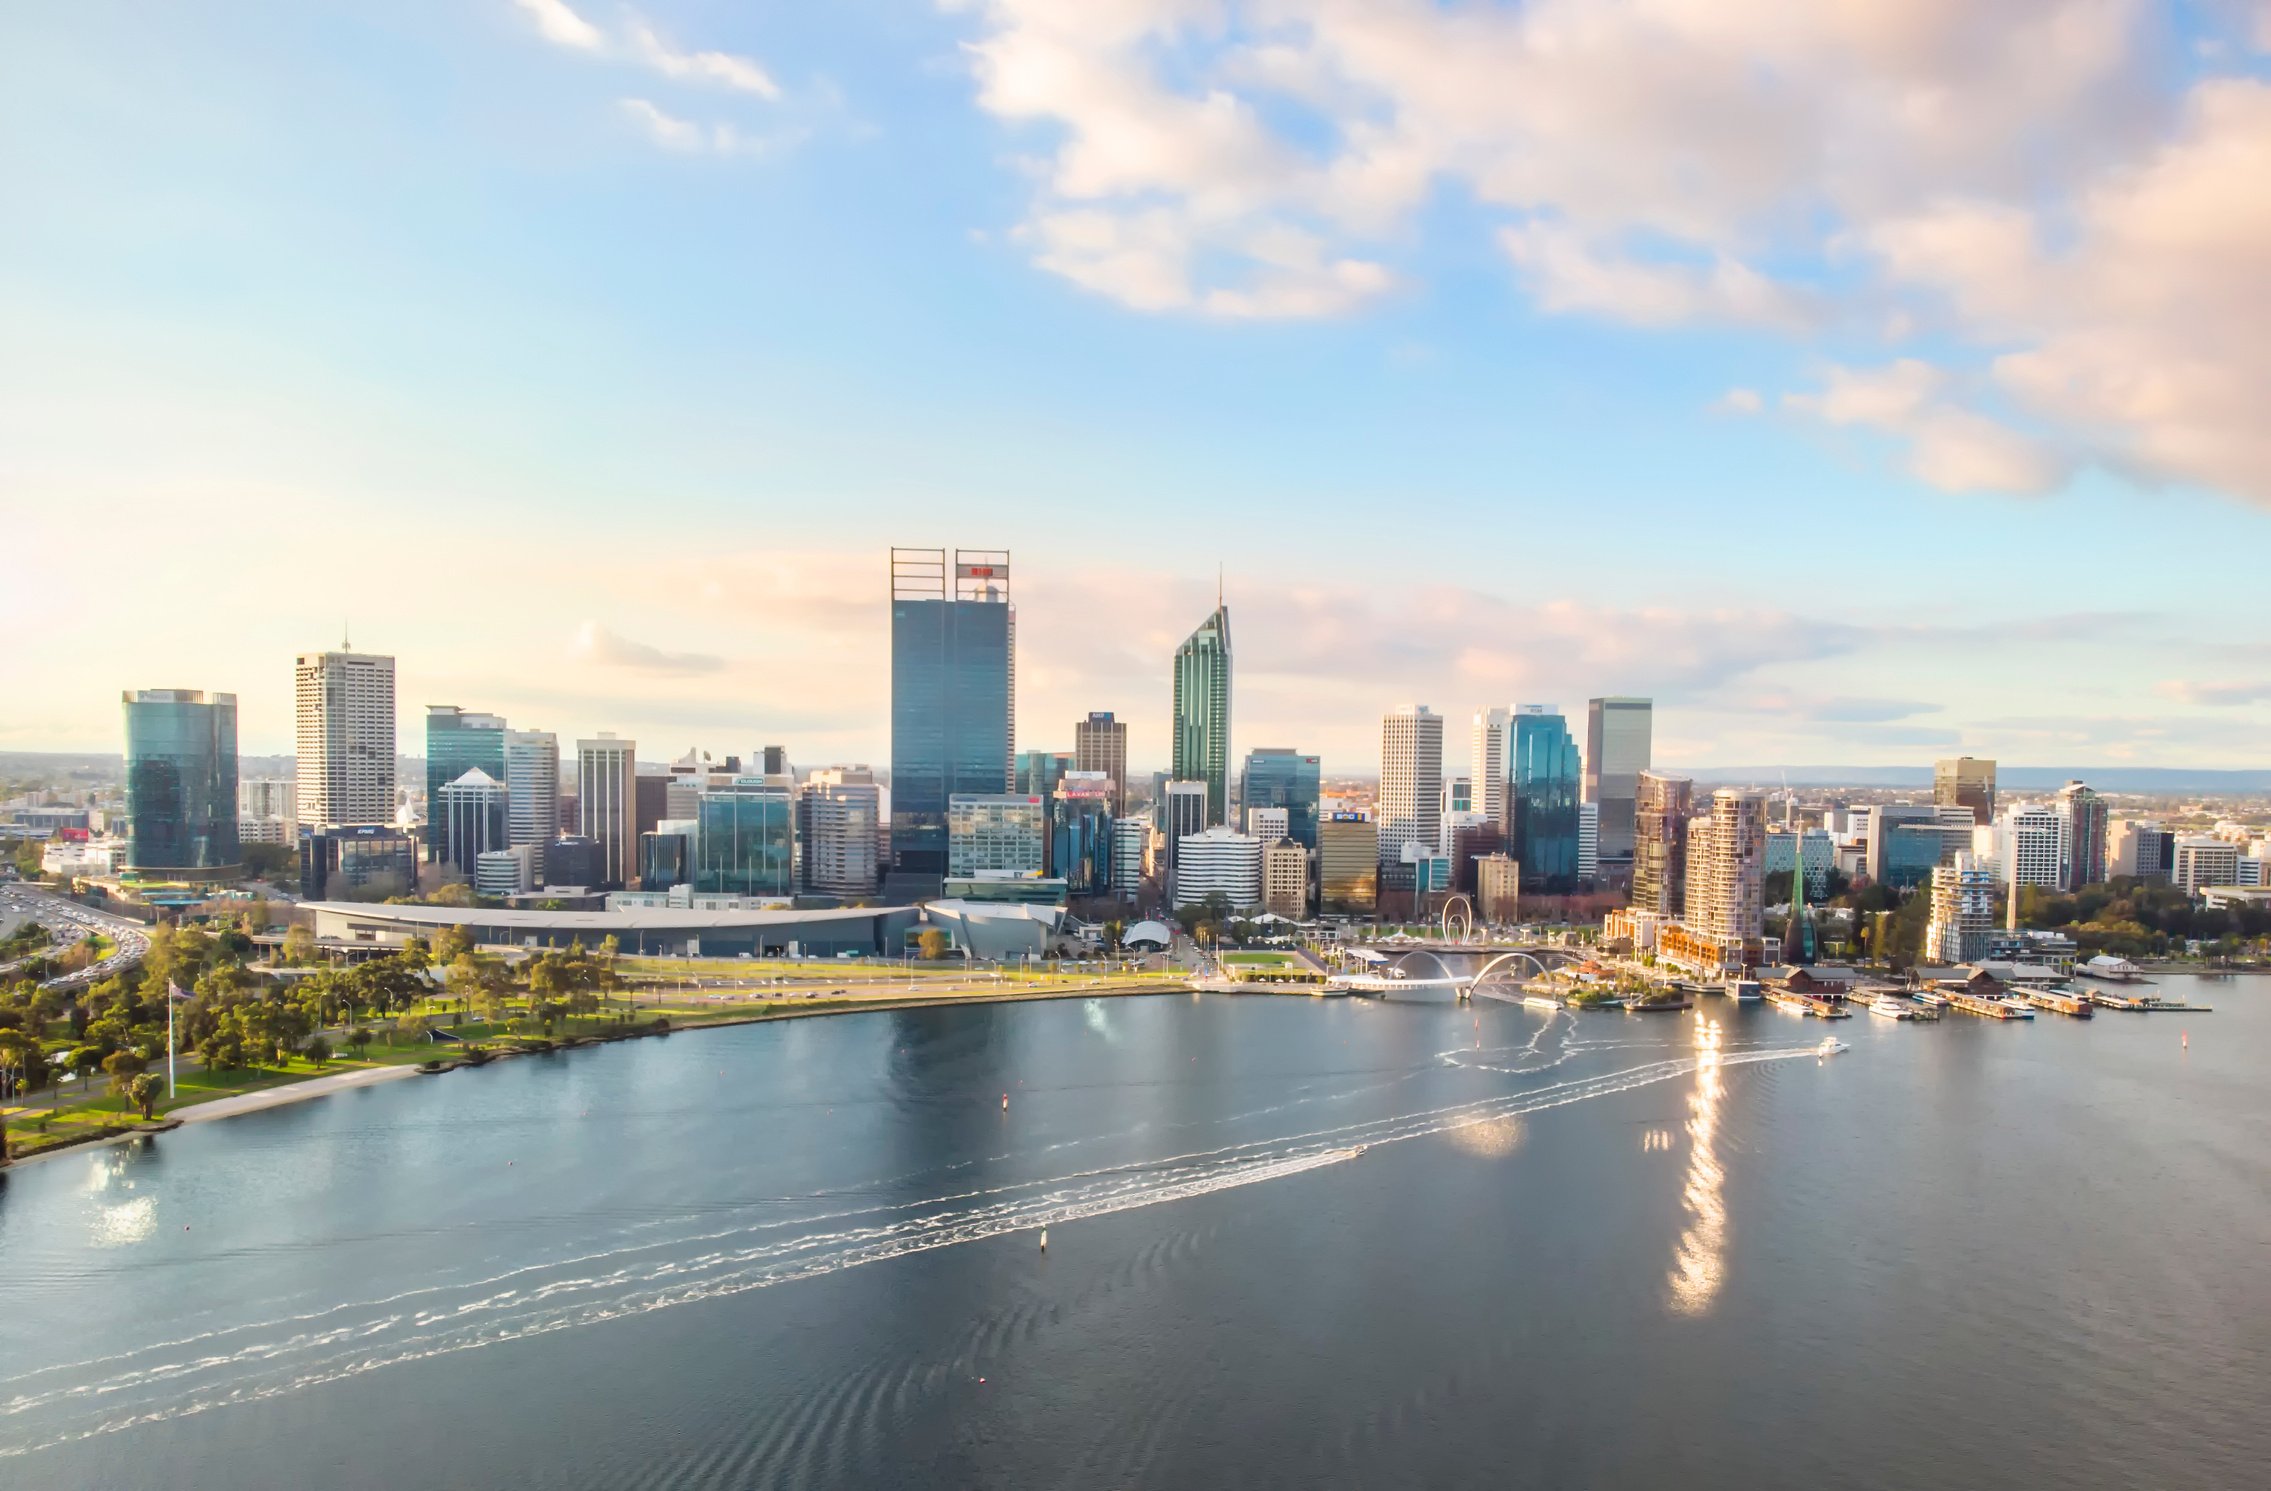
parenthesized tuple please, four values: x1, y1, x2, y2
(3, 1, 2270, 777)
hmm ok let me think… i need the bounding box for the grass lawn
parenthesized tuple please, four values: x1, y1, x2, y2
(1220, 951, 1297, 967)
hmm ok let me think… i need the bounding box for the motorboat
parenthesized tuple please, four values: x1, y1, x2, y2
(1869, 996, 1913, 1020)
(1817, 1037, 1849, 1057)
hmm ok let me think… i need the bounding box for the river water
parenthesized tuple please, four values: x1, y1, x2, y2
(2, 976, 2265, 1488)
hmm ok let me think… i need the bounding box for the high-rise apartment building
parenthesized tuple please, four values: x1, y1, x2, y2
(1470, 707, 1511, 832)
(2054, 780, 2107, 891)
(798, 767, 882, 898)
(1318, 812, 1379, 913)
(1926, 854, 1997, 963)
(1377, 706, 1443, 890)
(1632, 771, 1693, 916)
(1509, 705, 1581, 888)
(577, 734, 638, 889)
(1683, 789, 1767, 952)
(1172, 599, 1233, 826)
(1934, 756, 1998, 826)
(890, 548, 1015, 882)
(1577, 801, 1600, 883)
(1240, 747, 1320, 849)
(503, 730, 561, 849)
(435, 768, 508, 879)
(1583, 697, 1651, 863)
(1994, 803, 2065, 891)
(1262, 839, 1310, 919)
(1073, 712, 1130, 816)
(947, 794, 1047, 878)
(123, 688, 240, 878)
(295, 647, 395, 828)
(425, 707, 507, 861)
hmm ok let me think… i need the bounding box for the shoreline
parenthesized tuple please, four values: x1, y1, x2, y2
(4, 981, 1199, 1167)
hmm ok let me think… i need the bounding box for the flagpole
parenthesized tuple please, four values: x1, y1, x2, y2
(168, 981, 178, 1099)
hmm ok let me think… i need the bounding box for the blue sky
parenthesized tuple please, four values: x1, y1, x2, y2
(4, 1, 2269, 775)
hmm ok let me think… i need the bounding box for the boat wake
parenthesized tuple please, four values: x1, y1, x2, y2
(0, 1039, 1819, 1458)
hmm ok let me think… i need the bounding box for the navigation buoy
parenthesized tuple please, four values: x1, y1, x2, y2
(1001, 1092, 1009, 1111)
(1039, 1228, 1048, 1251)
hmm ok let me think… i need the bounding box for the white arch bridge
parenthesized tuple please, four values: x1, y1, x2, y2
(1330, 947, 1576, 1000)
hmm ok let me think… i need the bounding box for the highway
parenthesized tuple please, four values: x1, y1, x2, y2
(0, 881, 152, 992)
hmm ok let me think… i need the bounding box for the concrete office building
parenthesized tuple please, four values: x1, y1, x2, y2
(1470, 706, 1511, 833)
(1160, 779, 1210, 888)
(476, 845, 536, 898)
(890, 548, 1015, 885)
(122, 688, 240, 879)
(1934, 756, 1998, 826)
(1994, 803, 2066, 891)
(1583, 697, 1651, 864)
(577, 734, 638, 889)
(1262, 839, 1310, 919)
(947, 794, 1047, 878)
(295, 647, 395, 828)
(1377, 706, 1443, 892)
(1171, 599, 1234, 826)
(799, 767, 883, 898)
(1577, 802, 1599, 883)
(1631, 771, 1692, 916)
(504, 730, 561, 849)
(2109, 818, 2176, 880)
(1247, 806, 1290, 842)
(1477, 853, 1520, 924)
(2175, 837, 2242, 895)
(1073, 712, 1130, 815)
(1173, 826, 1263, 910)
(1318, 812, 1379, 913)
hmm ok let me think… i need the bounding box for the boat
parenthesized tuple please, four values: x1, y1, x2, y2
(1725, 979, 1763, 1002)
(1869, 996, 1914, 1020)
(1817, 1037, 1849, 1057)
(1997, 998, 2038, 1019)
(1914, 989, 1951, 1007)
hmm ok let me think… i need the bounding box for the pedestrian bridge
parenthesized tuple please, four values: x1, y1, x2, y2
(1328, 948, 1574, 998)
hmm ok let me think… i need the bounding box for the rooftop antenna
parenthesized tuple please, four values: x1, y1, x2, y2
(1216, 562, 1223, 614)
(342, 619, 352, 651)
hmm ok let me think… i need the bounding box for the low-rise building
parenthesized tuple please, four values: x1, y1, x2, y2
(1262, 839, 1310, 919)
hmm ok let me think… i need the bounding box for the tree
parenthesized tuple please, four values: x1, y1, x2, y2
(280, 923, 317, 966)
(347, 1025, 374, 1059)
(303, 1035, 332, 1070)
(67, 1044, 105, 1094)
(918, 929, 950, 961)
(103, 1050, 147, 1112)
(127, 1072, 163, 1121)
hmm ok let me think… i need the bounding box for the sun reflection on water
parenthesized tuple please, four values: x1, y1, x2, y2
(1667, 1019, 1727, 1315)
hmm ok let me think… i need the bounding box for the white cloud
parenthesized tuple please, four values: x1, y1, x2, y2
(1783, 360, 2071, 495)
(513, 0, 603, 52)
(2156, 678, 2271, 707)
(1499, 222, 1816, 330)
(617, 98, 794, 157)
(625, 17, 781, 99)
(571, 621, 724, 675)
(1713, 387, 1764, 416)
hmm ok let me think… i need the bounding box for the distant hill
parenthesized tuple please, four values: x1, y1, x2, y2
(1681, 766, 2271, 795)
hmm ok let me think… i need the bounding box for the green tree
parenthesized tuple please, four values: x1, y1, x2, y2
(127, 1071, 163, 1122)
(303, 1035, 332, 1070)
(67, 1044, 105, 1094)
(103, 1050, 147, 1112)
(918, 929, 950, 961)
(280, 923, 317, 966)
(347, 1025, 374, 1058)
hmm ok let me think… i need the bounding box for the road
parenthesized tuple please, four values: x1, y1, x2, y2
(0, 882, 152, 992)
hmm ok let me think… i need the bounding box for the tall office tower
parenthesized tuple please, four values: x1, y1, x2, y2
(1471, 706, 1511, 831)
(635, 766, 670, 844)
(1684, 789, 1767, 949)
(1993, 802, 2065, 891)
(1161, 779, 1211, 887)
(1583, 698, 1652, 863)
(424, 707, 507, 861)
(1108, 816, 1149, 898)
(947, 794, 1047, 877)
(1934, 756, 1998, 826)
(1632, 771, 1694, 915)
(1015, 749, 1071, 800)
(1577, 802, 1600, 883)
(1240, 747, 1321, 849)
(1509, 705, 1581, 889)
(695, 779, 796, 897)
(2054, 780, 2107, 891)
(1441, 776, 1473, 816)
(2109, 818, 2175, 881)
(295, 646, 395, 827)
(1171, 596, 1233, 826)
(1926, 854, 1997, 963)
(1377, 706, 1444, 889)
(1073, 712, 1130, 815)
(436, 768, 509, 879)
(1318, 812, 1379, 912)
(123, 688, 240, 878)
(799, 767, 883, 897)
(759, 744, 790, 778)
(503, 730, 561, 848)
(1051, 771, 1116, 895)
(577, 734, 638, 889)
(890, 548, 1015, 882)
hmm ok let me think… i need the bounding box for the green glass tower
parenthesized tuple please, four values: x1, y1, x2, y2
(1171, 596, 1232, 826)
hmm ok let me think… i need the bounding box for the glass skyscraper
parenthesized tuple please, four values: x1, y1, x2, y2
(426, 706, 508, 862)
(1583, 697, 1651, 865)
(1172, 601, 1232, 825)
(694, 782, 795, 897)
(890, 548, 1015, 880)
(1509, 705, 1581, 889)
(1241, 747, 1320, 849)
(123, 688, 240, 877)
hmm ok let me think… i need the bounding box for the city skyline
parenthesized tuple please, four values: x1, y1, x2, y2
(6, 3, 2271, 769)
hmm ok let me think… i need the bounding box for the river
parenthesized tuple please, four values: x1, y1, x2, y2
(2, 975, 2265, 1488)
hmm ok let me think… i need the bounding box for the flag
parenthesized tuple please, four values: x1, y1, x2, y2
(168, 980, 191, 1001)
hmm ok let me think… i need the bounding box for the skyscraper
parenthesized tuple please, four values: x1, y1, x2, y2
(799, 767, 883, 897)
(503, 730, 561, 849)
(1015, 749, 1071, 800)
(1632, 771, 1693, 915)
(295, 646, 394, 828)
(2054, 780, 2108, 891)
(1509, 705, 1581, 889)
(1377, 706, 1443, 891)
(123, 688, 240, 878)
(1318, 812, 1379, 912)
(1583, 697, 1652, 864)
(436, 768, 509, 879)
(1684, 789, 1767, 952)
(1471, 706, 1511, 832)
(1073, 711, 1130, 815)
(577, 734, 638, 889)
(694, 779, 795, 897)
(890, 548, 1015, 883)
(424, 707, 507, 861)
(1240, 747, 1321, 850)
(1171, 597, 1232, 826)
(1161, 779, 1211, 887)
(1051, 771, 1116, 896)
(1934, 756, 1998, 826)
